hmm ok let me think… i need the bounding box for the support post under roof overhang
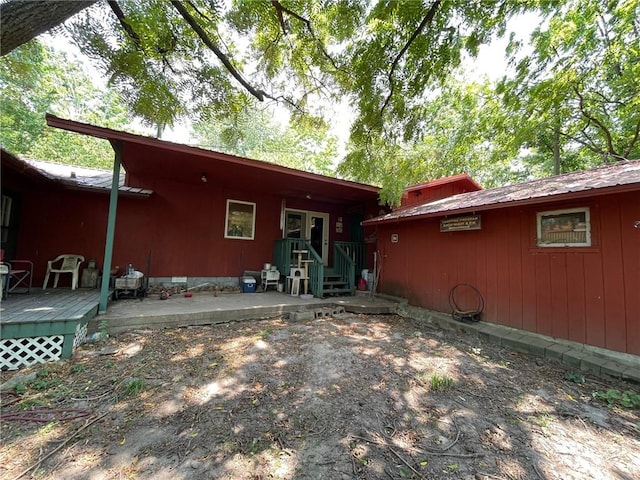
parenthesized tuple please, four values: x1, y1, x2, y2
(98, 140, 122, 314)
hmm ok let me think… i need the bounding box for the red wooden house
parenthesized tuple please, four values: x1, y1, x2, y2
(364, 162, 640, 356)
(1, 115, 383, 305)
(3, 114, 639, 359)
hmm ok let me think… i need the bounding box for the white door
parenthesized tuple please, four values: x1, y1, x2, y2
(284, 210, 330, 265)
(307, 212, 329, 265)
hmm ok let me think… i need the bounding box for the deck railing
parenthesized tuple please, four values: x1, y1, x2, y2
(274, 239, 366, 298)
(334, 241, 367, 274)
(333, 243, 355, 295)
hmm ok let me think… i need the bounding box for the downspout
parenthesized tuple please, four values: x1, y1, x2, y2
(98, 140, 122, 313)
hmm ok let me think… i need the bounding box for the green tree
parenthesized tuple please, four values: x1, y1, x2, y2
(0, 40, 130, 168)
(0, 41, 57, 153)
(339, 79, 523, 204)
(2, 1, 537, 139)
(3, 0, 638, 203)
(193, 103, 337, 175)
(498, 0, 640, 175)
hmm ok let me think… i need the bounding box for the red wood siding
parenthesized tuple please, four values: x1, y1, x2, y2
(402, 183, 468, 207)
(374, 191, 640, 355)
(11, 177, 376, 285)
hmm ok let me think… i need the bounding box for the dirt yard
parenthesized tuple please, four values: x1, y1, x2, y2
(1, 312, 639, 480)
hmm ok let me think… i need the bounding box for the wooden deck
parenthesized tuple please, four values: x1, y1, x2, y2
(1, 288, 102, 370)
(1, 288, 101, 324)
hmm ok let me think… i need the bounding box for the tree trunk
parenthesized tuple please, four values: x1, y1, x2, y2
(552, 124, 561, 175)
(1, 0, 97, 56)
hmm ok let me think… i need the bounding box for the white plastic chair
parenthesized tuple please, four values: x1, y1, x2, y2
(43, 254, 85, 290)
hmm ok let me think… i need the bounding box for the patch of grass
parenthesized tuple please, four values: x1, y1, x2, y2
(98, 319, 109, 337)
(564, 372, 585, 384)
(38, 421, 59, 435)
(219, 438, 240, 455)
(505, 410, 522, 425)
(19, 398, 49, 410)
(528, 413, 552, 429)
(32, 369, 61, 391)
(255, 327, 273, 341)
(71, 363, 86, 373)
(594, 389, 640, 409)
(246, 437, 265, 456)
(430, 373, 454, 392)
(123, 377, 146, 397)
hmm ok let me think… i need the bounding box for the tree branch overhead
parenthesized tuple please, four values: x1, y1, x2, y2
(0, 0, 97, 56)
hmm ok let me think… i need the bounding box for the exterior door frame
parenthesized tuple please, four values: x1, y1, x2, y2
(306, 211, 329, 265)
(284, 209, 330, 265)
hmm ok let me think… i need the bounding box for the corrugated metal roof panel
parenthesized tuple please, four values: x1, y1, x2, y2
(24, 159, 153, 196)
(366, 160, 640, 225)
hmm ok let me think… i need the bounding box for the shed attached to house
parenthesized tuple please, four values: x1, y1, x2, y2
(364, 162, 640, 356)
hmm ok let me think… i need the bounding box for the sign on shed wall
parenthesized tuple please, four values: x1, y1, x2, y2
(440, 215, 482, 232)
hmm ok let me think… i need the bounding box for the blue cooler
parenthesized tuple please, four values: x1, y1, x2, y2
(241, 276, 257, 293)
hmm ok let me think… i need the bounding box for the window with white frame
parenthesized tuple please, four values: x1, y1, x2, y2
(537, 207, 591, 247)
(225, 200, 256, 240)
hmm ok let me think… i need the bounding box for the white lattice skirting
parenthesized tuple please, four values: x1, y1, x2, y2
(74, 323, 88, 349)
(1, 335, 64, 370)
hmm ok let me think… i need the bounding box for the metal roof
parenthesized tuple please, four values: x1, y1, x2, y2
(23, 158, 153, 196)
(365, 160, 640, 225)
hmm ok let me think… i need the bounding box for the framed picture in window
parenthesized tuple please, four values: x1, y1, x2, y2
(225, 200, 256, 240)
(537, 207, 590, 247)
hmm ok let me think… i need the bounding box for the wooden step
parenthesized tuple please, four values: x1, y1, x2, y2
(322, 287, 352, 296)
(323, 274, 342, 281)
(321, 270, 352, 297)
(323, 280, 347, 287)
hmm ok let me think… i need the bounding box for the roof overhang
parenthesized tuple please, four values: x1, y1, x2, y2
(46, 114, 381, 206)
(2, 149, 53, 185)
(403, 173, 483, 194)
(1, 149, 152, 198)
(365, 161, 640, 226)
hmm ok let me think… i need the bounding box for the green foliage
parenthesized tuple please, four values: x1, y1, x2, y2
(429, 373, 454, 392)
(123, 377, 146, 397)
(69, 0, 238, 128)
(498, 0, 640, 173)
(4, 0, 638, 200)
(56, 1, 537, 178)
(192, 102, 338, 175)
(38, 421, 59, 435)
(99, 319, 109, 338)
(339, 79, 523, 204)
(0, 39, 130, 168)
(564, 372, 586, 384)
(71, 364, 87, 373)
(32, 369, 61, 390)
(0, 41, 57, 153)
(594, 389, 640, 409)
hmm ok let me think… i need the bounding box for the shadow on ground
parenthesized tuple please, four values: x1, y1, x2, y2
(1, 313, 638, 479)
